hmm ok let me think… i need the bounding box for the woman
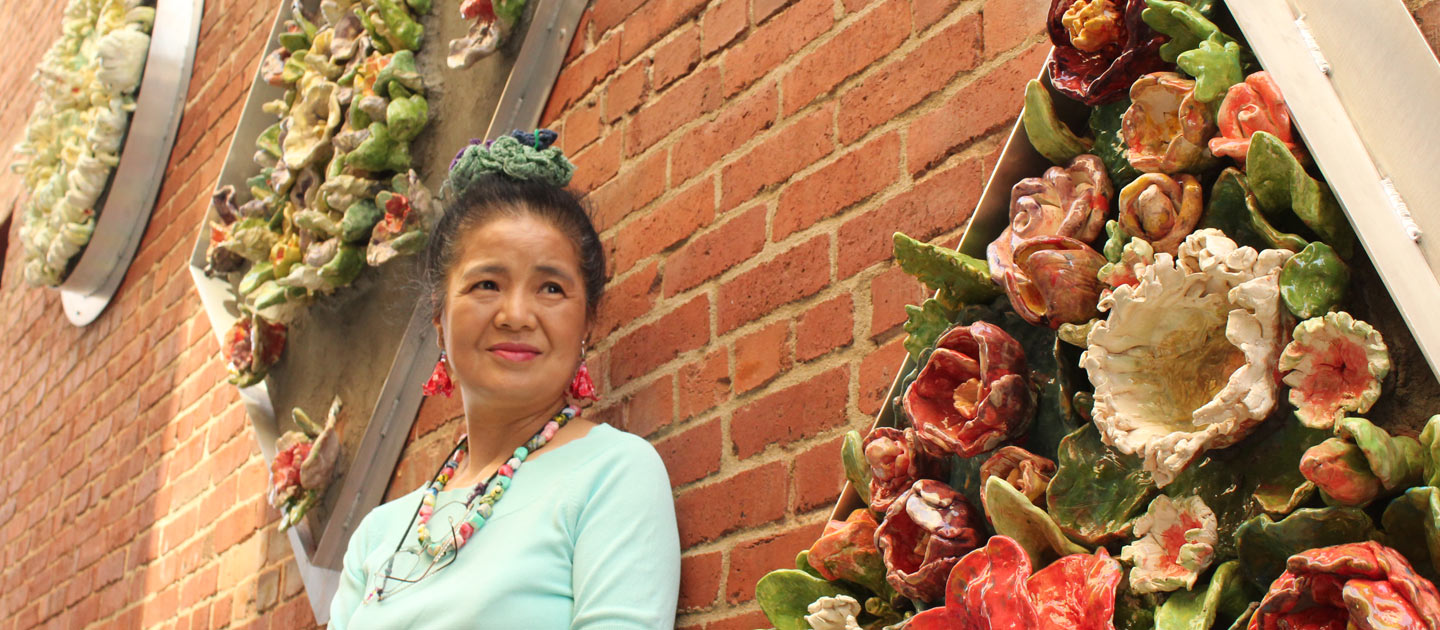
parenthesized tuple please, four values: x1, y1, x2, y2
(329, 131, 681, 628)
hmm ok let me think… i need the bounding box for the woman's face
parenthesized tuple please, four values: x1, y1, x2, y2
(437, 212, 590, 409)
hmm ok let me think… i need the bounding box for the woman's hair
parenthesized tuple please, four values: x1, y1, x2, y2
(420, 132, 605, 321)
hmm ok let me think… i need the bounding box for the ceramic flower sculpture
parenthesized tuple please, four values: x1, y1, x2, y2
(1279, 312, 1391, 430)
(269, 397, 344, 531)
(806, 510, 891, 599)
(1248, 542, 1440, 630)
(1120, 494, 1219, 593)
(875, 480, 985, 601)
(1117, 173, 1203, 255)
(1083, 230, 1291, 487)
(1003, 236, 1108, 329)
(1300, 417, 1423, 508)
(863, 427, 942, 514)
(903, 322, 1035, 458)
(222, 313, 288, 387)
(448, 0, 526, 68)
(1046, 0, 1167, 105)
(803, 596, 861, 630)
(1209, 71, 1304, 167)
(978, 446, 1056, 507)
(1121, 72, 1217, 174)
(11, 0, 154, 286)
(988, 154, 1112, 286)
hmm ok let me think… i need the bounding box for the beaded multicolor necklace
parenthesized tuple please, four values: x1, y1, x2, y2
(415, 405, 575, 556)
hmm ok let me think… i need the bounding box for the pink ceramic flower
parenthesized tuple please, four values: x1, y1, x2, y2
(1003, 236, 1108, 329)
(1249, 542, 1440, 630)
(1209, 71, 1305, 167)
(1121, 72, 1217, 174)
(988, 155, 1112, 285)
(1279, 312, 1391, 430)
(903, 322, 1034, 458)
(1119, 495, 1219, 593)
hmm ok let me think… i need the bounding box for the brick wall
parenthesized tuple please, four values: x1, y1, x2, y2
(3, 1, 1440, 630)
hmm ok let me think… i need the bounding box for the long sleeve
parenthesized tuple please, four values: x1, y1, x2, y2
(569, 438, 681, 629)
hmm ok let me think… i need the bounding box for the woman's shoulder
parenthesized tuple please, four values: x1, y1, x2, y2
(567, 422, 666, 471)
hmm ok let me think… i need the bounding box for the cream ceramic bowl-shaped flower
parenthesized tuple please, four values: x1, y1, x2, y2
(1081, 229, 1292, 487)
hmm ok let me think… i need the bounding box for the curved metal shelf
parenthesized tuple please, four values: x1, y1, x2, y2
(58, 0, 204, 326)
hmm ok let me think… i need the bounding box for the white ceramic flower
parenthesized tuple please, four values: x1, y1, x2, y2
(804, 595, 862, 630)
(1082, 229, 1292, 487)
(1120, 495, 1218, 594)
(1280, 312, 1390, 430)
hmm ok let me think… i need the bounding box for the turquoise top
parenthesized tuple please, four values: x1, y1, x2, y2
(329, 423, 681, 629)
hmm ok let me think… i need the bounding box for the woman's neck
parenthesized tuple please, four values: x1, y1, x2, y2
(449, 397, 568, 488)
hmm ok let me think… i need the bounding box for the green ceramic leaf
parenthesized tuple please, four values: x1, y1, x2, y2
(1201, 168, 1308, 253)
(1336, 417, 1423, 491)
(1089, 100, 1142, 189)
(1113, 589, 1162, 630)
(1102, 220, 1130, 263)
(1235, 507, 1379, 591)
(985, 477, 1089, 571)
(1155, 561, 1252, 630)
(1046, 424, 1157, 546)
(1226, 604, 1259, 630)
(1246, 131, 1356, 259)
(841, 430, 873, 506)
(1177, 34, 1244, 103)
(1278, 242, 1349, 319)
(795, 550, 824, 579)
(1142, 0, 1236, 63)
(1380, 486, 1440, 583)
(892, 232, 1003, 310)
(756, 569, 864, 630)
(1418, 415, 1440, 487)
(1247, 420, 1327, 516)
(1023, 79, 1092, 164)
(903, 298, 955, 362)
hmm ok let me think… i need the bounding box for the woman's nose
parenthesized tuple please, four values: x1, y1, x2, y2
(494, 289, 537, 330)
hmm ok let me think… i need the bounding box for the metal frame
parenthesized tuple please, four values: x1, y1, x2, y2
(184, 0, 587, 621)
(828, 0, 1440, 521)
(57, 0, 204, 326)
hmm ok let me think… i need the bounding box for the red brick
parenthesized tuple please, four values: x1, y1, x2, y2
(859, 336, 909, 415)
(733, 321, 791, 393)
(678, 551, 723, 611)
(836, 13, 983, 144)
(702, 0, 748, 56)
(587, 147, 668, 232)
(567, 10, 594, 64)
(717, 236, 831, 334)
(412, 391, 463, 439)
(982, 0, 1049, 55)
(672, 82, 778, 185)
(796, 294, 854, 361)
(563, 98, 604, 153)
(596, 260, 661, 338)
(906, 42, 1047, 175)
(836, 156, 984, 279)
(706, 611, 776, 630)
(675, 461, 788, 546)
(605, 59, 651, 123)
(773, 131, 899, 240)
(731, 367, 850, 459)
(793, 435, 847, 512)
(664, 204, 767, 296)
(720, 0, 834, 95)
(916, 0, 965, 31)
(752, 0, 793, 23)
(654, 417, 723, 486)
(621, 0, 710, 62)
(780, 0, 910, 116)
(593, 0, 649, 34)
(623, 374, 675, 437)
(543, 35, 622, 123)
(653, 26, 703, 90)
(720, 103, 834, 212)
(869, 265, 928, 337)
(627, 65, 723, 156)
(571, 131, 623, 194)
(608, 294, 710, 386)
(677, 349, 730, 420)
(726, 523, 826, 603)
(611, 175, 715, 273)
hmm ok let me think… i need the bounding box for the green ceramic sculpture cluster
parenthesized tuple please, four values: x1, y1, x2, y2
(754, 1, 1440, 628)
(204, 0, 437, 387)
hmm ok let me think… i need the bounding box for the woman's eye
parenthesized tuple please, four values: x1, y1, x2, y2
(542, 283, 565, 295)
(471, 280, 498, 292)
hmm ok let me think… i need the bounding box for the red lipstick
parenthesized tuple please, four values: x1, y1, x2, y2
(489, 342, 542, 362)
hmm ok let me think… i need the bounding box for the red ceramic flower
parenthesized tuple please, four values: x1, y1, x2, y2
(903, 322, 1034, 458)
(905, 535, 1123, 630)
(875, 480, 986, 602)
(1248, 541, 1440, 630)
(863, 427, 944, 514)
(1209, 71, 1305, 167)
(807, 509, 889, 596)
(979, 446, 1056, 507)
(222, 316, 288, 387)
(269, 441, 312, 507)
(988, 155, 1112, 286)
(1003, 236, 1108, 329)
(1047, 0, 1168, 105)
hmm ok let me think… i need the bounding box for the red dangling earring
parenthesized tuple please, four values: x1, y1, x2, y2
(423, 351, 455, 397)
(567, 343, 599, 401)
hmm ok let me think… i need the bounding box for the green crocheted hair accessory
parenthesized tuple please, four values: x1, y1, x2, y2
(445, 130, 576, 193)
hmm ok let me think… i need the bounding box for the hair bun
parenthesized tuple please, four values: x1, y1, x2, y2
(445, 129, 575, 193)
